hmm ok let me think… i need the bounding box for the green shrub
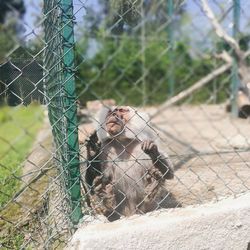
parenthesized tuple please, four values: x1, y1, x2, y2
(76, 34, 229, 106)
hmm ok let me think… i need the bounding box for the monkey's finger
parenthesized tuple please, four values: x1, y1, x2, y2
(150, 142, 158, 151)
(93, 176, 102, 185)
(147, 141, 153, 150)
(146, 140, 152, 147)
(147, 140, 156, 150)
(89, 150, 96, 157)
(144, 142, 148, 151)
(141, 141, 146, 151)
(94, 184, 102, 192)
(146, 140, 155, 151)
(146, 141, 151, 154)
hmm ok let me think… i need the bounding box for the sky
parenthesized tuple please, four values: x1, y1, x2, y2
(22, 0, 42, 40)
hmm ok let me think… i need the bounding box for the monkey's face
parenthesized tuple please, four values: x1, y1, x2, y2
(105, 107, 130, 136)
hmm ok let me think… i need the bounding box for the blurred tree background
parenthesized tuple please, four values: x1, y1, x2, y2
(0, 0, 25, 63)
(75, 0, 230, 106)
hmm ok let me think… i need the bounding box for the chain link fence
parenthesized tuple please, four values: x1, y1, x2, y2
(0, 0, 250, 249)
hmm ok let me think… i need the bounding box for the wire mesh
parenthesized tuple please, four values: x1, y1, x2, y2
(0, 0, 250, 249)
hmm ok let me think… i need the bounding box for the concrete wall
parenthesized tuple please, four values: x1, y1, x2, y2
(67, 193, 250, 250)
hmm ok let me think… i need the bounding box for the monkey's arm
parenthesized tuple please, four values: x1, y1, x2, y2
(85, 131, 102, 189)
(141, 140, 174, 179)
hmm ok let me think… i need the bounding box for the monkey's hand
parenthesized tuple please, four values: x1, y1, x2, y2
(141, 140, 160, 159)
(86, 131, 101, 158)
(142, 140, 174, 179)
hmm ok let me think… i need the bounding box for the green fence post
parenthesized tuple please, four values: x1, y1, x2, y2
(231, 0, 240, 117)
(167, 0, 175, 97)
(60, 0, 83, 225)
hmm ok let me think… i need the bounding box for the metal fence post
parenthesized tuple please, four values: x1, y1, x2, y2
(231, 0, 240, 117)
(60, 0, 83, 225)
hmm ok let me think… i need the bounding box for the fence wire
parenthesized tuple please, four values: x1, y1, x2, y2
(0, 0, 250, 249)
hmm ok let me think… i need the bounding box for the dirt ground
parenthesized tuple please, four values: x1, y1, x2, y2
(147, 104, 250, 206)
(79, 104, 250, 208)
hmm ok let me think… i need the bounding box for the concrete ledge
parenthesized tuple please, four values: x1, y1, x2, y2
(67, 193, 250, 250)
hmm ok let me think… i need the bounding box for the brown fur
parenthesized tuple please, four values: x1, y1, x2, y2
(86, 106, 174, 221)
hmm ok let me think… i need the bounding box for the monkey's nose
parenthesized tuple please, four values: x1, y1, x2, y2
(113, 113, 122, 119)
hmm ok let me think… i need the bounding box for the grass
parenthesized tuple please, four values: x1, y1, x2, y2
(0, 104, 44, 207)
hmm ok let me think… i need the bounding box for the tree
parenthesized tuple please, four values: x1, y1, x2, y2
(0, 0, 26, 104)
(76, 1, 224, 107)
(0, 0, 26, 63)
(200, 0, 250, 117)
(76, 32, 218, 106)
(0, 0, 25, 24)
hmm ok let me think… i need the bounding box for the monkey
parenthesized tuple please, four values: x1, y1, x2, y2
(85, 106, 174, 221)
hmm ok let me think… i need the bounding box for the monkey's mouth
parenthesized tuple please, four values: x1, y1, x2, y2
(106, 121, 120, 126)
(106, 119, 124, 136)
(106, 122, 122, 132)
(106, 116, 123, 126)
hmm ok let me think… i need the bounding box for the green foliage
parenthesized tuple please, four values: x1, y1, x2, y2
(76, 34, 229, 106)
(0, 0, 26, 63)
(0, 229, 25, 250)
(0, 24, 16, 63)
(0, 0, 25, 24)
(0, 104, 43, 207)
(75, 0, 230, 106)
